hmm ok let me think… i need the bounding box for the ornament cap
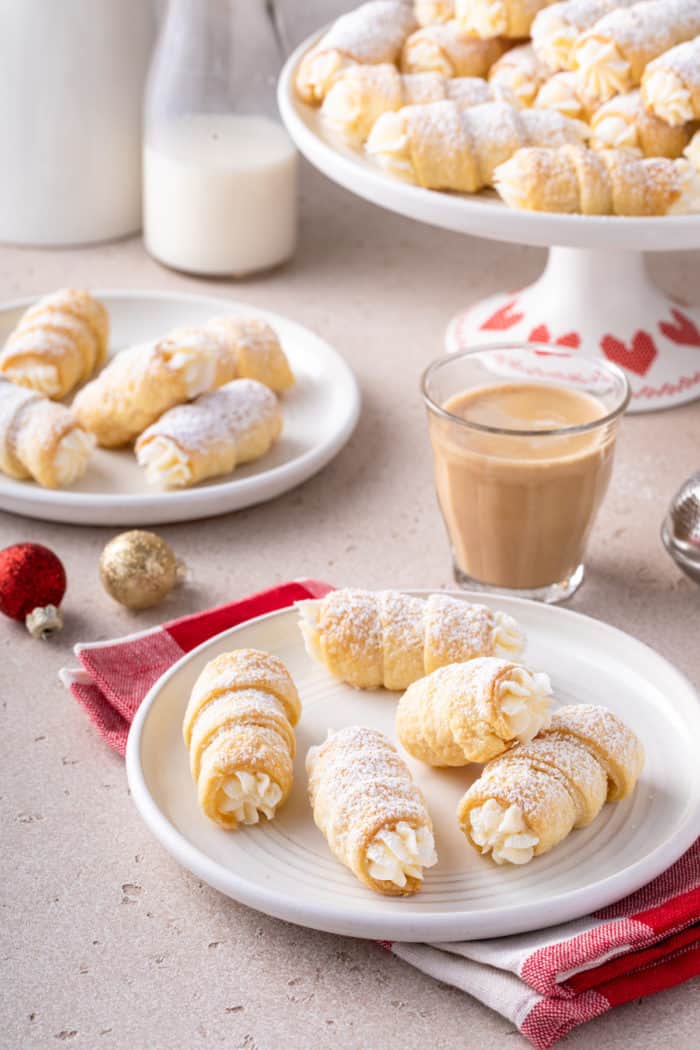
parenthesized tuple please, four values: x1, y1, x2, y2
(25, 604, 63, 640)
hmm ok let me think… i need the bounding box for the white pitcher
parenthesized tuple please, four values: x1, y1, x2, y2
(0, 0, 156, 246)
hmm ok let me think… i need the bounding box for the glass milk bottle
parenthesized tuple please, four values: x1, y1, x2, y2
(143, 0, 298, 276)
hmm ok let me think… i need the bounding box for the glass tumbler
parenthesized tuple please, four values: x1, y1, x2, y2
(422, 345, 630, 603)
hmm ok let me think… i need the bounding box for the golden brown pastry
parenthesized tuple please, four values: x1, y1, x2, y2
(591, 90, 691, 159)
(396, 657, 553, 765)
(135, 378, 282, 489)
(307, 726, 438, 895)
(183, 648, 301, 830)
(0, 288, 108, 399)
(0, 377, 94, 488)
(401, 20, 506, 77)
(296, 1, 417, 104)
(297, 588, 525, 690)
(366, 98, 587, 191)
(457, 703, 644, 864)
(494, 144, 700, 214)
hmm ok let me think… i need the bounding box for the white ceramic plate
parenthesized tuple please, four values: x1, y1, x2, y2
(278, 33, 700, 252)
(126, 591, 700, 942)
(0, 290, 360, 526)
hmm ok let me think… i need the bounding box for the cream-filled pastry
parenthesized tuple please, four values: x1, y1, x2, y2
(296, 1, 417, 104)
(72, 327, 237, 447)
(456, 0, 556, 40)
(458, 704, 644, 864)
(396, 657, 553, 766)
(641, 37, 700, 128)
(297, 588, 525, 691)
(530, 0, 639, 72)
(0, 377, 94, 488)
(307, 726, 438, 895)
(573, 0, 700, 107)
(183, 649, 301, 830)
(321, 64, 499, 146)
(366, 98, 587, 191)
(494, 144, 700, 214)
(0, 288, 108, 400)
(591, 91, 690, 159)
(135, 378, 282, 489)
(401, 21, 506, 77)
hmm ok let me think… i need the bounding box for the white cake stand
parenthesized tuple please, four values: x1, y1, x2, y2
(279, 36, 700, 413)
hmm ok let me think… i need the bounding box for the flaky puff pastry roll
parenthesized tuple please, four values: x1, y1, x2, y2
(396, 657, 553, 766)
(573, 0, 700, 107)
(135, 378, 282, 489)
(401, 21, 506, 77)
(296, 1, 417, 104)
(494, 144, 700, 214)
(307, 726, 438, 895)
(414, 0, 454, 26)
(205, 317, 294, 394)
(458, 704, 643, 865)
(456, 0, 556, 40)
(642, 37, 700, 129)
(366, 98, 587, 192)
(531, 0, 639, 72)
(184, 649, 301, 829)
(488, 44, 552, 108)
(72, 327, 237, 448)
(297, 588, 525, 691)
(321, 65, 501, 145)
(591, 91, 690, 160)
(0, 378, 94, 488)
(0, 289, 108, 400)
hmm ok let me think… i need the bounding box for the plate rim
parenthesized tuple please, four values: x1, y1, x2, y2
(0, 288, 361, 518)
(278, 30, 700, 252)
(125, 589, 700, 942)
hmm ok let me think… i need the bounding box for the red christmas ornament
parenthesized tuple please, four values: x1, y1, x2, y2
(0, 543, 66, 638)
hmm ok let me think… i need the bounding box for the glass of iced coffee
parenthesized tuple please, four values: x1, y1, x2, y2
(422, 345, 630, 603)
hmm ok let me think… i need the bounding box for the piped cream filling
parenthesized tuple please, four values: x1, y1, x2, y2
(491, 67, 539, 109)
(469, 799, 539, 865)
(53, 428, 95, 486)
(460, 0, 507, 38)
(4, 363, 61, 397)
(534, 22, 578, 72)
(576, 38, 631, 103)
(216, 771, 283, 825)
(296, 599, 324, 664)
(536, 73, 585, 120)
(365, 112, 415, 181)
(366, 821, 437, 887)
(491, 611, 525, 658)
(136, 436, 192, 488)
(668, 160, 700, 215)
(493, 153, 532, 209)
(321, 80, 373, 144)
(497, 666, 552, 743)
(643, 69, 693, 127)
(404, 37, 453, 77)
(166, 347, 219, 398)
(591, 114, 639, 153)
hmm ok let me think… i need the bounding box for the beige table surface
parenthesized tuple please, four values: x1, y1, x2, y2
(2, 151, 700, 1050)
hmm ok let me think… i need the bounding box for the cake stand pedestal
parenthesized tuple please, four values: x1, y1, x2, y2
(279, 36, 700, 413)
(447, 247, 700, 412)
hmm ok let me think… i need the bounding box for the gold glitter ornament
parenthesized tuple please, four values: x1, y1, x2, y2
(99, 530, 185, 610)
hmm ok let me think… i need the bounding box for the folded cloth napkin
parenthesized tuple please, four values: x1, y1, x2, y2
(60, 580, 700, 1048)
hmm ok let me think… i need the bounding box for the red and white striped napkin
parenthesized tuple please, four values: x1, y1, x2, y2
(60, 580, 700, 1048)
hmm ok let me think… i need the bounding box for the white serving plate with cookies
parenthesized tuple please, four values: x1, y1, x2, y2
(0, 290, 360, 526)
(126, 591, 700, 942)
